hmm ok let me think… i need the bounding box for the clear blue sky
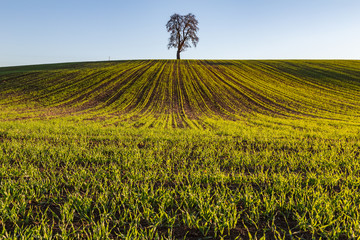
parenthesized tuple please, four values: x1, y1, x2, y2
(1, 0, 360, 66)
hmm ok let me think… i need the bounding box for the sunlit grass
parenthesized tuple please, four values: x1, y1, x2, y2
(1, 60, 360, 239)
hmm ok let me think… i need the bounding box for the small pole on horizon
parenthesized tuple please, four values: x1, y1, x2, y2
(108, 56, 110, 61)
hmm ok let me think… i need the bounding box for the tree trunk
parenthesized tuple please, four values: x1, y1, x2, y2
(177, 51, 181, 60)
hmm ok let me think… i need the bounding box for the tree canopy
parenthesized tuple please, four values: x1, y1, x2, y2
(166, 13, 199, 59)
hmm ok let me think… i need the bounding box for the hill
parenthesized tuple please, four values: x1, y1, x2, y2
(1, 60, 360, 127)
(1, 60, 360, 238)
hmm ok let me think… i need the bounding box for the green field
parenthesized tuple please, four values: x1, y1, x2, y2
(1, 60, 360, 239)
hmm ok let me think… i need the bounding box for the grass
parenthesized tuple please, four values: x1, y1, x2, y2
(0, 60, 360, 239)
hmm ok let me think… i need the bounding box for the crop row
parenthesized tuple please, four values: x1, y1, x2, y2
(1, 60, 360, 126)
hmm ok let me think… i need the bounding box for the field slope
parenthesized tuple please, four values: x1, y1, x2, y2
(1, 60, 360, 126)
(1, 60, 360, 239)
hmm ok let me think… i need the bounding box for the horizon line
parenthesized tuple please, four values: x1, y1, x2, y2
(1, 58, 360, 68)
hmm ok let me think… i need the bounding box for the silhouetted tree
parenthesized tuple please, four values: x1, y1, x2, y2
(166, 13, 199, 60)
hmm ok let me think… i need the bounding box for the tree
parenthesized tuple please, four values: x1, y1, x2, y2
(166, 13, 199, 60)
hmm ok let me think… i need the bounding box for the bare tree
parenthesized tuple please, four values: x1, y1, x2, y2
(166, 13, 199, 60)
